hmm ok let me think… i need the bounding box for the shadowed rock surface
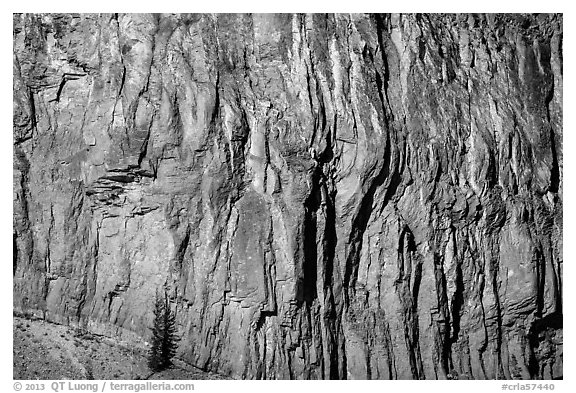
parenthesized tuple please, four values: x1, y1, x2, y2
(13, 13, 562, 380)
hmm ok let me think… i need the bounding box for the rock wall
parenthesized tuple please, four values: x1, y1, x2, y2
(13, 13, 562, 379)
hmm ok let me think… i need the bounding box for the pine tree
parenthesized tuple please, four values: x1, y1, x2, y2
(148, 291, 179, 372)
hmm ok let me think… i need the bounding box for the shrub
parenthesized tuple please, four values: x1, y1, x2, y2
(85, 361, 95, 380)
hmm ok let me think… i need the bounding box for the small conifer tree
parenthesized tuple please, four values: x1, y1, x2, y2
(148, 291, 179, 372)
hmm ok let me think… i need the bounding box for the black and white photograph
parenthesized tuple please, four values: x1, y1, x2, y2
(10, 6, 565, 386)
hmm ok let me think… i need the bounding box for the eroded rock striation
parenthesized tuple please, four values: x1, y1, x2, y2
(13, 13, 562, 379)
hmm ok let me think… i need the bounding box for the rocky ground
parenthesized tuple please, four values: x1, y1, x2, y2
(13, 315, 226, 380)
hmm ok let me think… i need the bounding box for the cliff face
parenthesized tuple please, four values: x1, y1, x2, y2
(13, 13, 562, 380)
